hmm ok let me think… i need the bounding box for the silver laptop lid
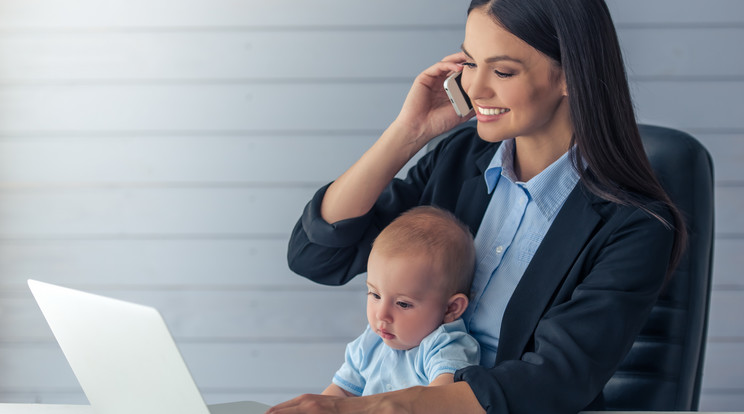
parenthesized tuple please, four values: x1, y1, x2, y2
(28, 279, 210, 414)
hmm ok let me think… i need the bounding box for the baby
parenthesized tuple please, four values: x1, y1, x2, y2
(322, 205, 480, 397)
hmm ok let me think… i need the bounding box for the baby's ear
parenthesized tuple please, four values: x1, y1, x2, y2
(443, 293, 469, 323)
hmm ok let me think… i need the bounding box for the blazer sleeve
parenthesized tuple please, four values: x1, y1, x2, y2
(285, 128, 483, 286)
(455, 205, 675, 414)
(286, 153, 436, 286)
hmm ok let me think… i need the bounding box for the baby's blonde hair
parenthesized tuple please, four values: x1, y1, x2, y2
(371, 206, 475, 296)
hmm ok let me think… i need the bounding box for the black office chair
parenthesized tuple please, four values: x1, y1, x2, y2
(602, 124, 715, 411)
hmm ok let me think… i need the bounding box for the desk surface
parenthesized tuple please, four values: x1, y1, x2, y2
(0, 406, 741, 414)
(0, 405, 90, 413)
(0, 402, 271, 414)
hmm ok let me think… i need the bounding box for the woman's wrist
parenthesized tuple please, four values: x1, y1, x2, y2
(318, 122, 419, 224)
(381, 120, 432, 161)
(333, 382, 484, 414)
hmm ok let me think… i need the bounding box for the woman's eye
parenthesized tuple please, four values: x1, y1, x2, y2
(396, 301, 412, 309)
(494, 69, 514, 78)
(462, 62, 476, 69)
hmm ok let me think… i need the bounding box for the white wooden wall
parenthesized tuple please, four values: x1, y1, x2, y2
(0, 0, 741, 410)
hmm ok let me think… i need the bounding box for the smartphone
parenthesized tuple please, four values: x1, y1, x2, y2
(443, 71, 473, 117)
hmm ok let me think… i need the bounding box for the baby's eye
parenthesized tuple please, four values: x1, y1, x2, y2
(396, 301, 412, 309)
(368, 292, 381, 300)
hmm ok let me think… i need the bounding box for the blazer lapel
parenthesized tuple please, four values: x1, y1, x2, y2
(456, 176, 491, 234)
(455, 142, 499, 235)
(496, 183, 604, 362)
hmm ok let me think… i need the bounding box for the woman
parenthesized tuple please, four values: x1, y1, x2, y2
(271, 0, 687, 413)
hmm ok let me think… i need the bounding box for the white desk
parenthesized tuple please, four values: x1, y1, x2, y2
(0, 402, 270, 413)
(0, 406, 741, 414)
(0, 405, 90, 413)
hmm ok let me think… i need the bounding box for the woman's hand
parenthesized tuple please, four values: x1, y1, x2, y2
(391, 52, 474, 149)
(265, 383, 485, 414)
(265, 393, 390, 414)
(265, 393, 347, 414)
(317, 52, 474, 224)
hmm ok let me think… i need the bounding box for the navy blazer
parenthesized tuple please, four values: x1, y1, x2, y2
(287, 126, 674, 414)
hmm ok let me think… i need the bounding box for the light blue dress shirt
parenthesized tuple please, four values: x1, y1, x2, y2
(332, 319, 480, 396)
(461, 139, 580, 367)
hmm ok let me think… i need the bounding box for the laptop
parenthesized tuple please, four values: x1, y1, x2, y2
(27, 279, 271, 414)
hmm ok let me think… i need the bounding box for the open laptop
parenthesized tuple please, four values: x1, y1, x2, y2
(27, 279, 271, 414)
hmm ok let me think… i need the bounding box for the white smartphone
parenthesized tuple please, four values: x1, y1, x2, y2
(443, 71, 473, 117)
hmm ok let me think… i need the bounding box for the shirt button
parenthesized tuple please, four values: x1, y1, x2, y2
(519, 196, 527, 205)
(386, 384, 393, 391)
(495, 245, 504, 254)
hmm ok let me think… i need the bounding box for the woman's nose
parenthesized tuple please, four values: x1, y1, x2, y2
(465, 69, 492, 103)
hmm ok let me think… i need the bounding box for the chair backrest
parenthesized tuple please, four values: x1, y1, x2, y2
(602, 124, 715, 410)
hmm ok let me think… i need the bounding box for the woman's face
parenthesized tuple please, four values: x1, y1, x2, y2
(460, 7, 570, 144)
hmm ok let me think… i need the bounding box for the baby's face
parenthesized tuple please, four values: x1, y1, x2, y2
(365, 250, 450, 350)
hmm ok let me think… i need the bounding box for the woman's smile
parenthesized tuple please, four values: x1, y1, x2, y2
(475, 105, 510, 122)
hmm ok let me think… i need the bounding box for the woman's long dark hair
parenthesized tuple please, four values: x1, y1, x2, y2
(467, 0, 687, 278)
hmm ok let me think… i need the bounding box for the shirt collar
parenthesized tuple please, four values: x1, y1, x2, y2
(483, 139, 580, 219)
(483, 139, 513, 194)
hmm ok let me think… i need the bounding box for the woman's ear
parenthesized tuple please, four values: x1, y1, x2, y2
(553, 67, 568, 97)
(443, 293, 469, 323)
(560, 72, 568, 97)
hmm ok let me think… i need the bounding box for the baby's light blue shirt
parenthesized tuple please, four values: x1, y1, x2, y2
(332, 319, 480, 396)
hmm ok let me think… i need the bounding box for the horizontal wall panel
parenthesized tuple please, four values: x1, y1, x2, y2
(1, 28, 741, 83)
(0, 83, 407, 133)
(0, 134, 372, 185)
(699, 391, 744, 413)
(712, 238, 744, 287)
(4, 271, 738, 341)
(707, 290, 744, 338)
(1, 81, 741, 134)
(184, 342, 343, 390)
(0, 289, 367, 342)
(0, 30, 461, 82)
(607, 0, 744, 25)
(695, 133, 744, 184)
(633, 81, 744, 131)
(0, 344, 79, 390)
(0, 0, 470, 30)
(0, 187, 315, 237)
(0, 185, 737, 237)
(620, 28, 744, 78)
(0, 232, 735, 291)
(1, 0, 741, 30)
(0, 131, 736, 187)
(701, 342, 744, 389)
(714, 186, 744, 236)
(0, 239, 317, 289)
(0, 341, 345, 392)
